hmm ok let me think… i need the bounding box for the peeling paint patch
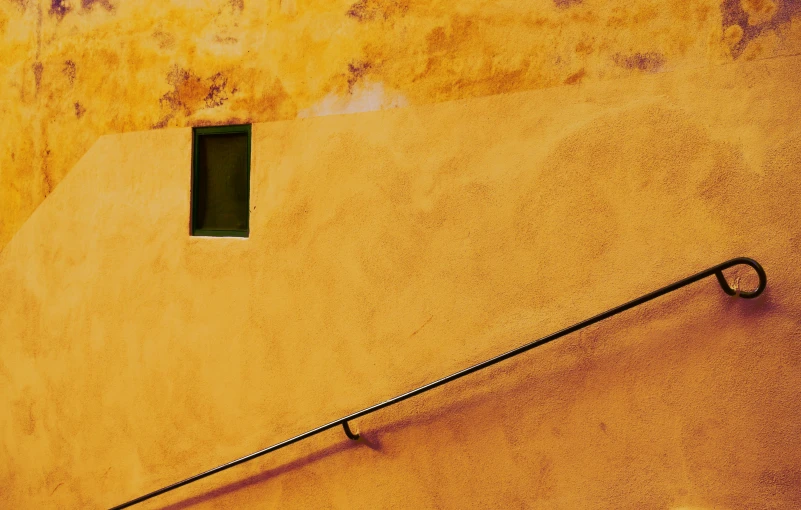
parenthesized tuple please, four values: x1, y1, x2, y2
(613, 52, 665, 72)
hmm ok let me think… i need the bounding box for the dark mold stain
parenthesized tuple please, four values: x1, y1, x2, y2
(41, 148, 53, 195)
(613, 52, 665, 72)
(151, 113, 174, 129)
(81, 0, 114, 11)
(160, 66, 232, 116)
(204, 73, 229, 108)
(62, 60, 76, 84)
(189, 117, 253, 128)
(347, 0, 377, 21)
(564, 68, 586, 85)
(161, 67, 202, 115)
(346, 0, 408, 22)
(214, 35, 238, 44)
(49, 0, 71, 19)
(32, 61, 43, 92)
(347, 60, 372, 92)
(74, 102, 85, 118)
(554, 0, 582, 8)
(721, 0, 801, 58)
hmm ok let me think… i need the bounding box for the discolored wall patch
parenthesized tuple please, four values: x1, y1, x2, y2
(554, 0, 583, 8)
(613, 52, 665, 72)
(159, 66, 232, 117)
(564, 68, 586, 85)
(346, 0, 409, 22)
(721, 0, 801, 57)
(81, 0, 114, 11)
(62, 60, 76, 84)
(32, 61, 43, 92)
(152, 29, 175, 50)
(347, 60, 373, 93)
(49, 0, 71, 19)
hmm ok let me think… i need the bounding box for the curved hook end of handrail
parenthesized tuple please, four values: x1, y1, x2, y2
(715, 258, 767, 299)
(342, 421, 360, 440)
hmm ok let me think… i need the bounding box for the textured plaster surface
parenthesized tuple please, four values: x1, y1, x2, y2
(1, 51, 800, 508)
(2, 0, 801, 249)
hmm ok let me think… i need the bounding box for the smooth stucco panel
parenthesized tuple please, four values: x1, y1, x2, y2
(1, 55, 800, 508)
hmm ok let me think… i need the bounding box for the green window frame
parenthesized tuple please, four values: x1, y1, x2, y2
(191, 124, 251, 238)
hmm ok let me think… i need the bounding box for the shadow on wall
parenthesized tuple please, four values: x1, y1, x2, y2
(151, 284, 781, 509)
(158, 439, 378, 510)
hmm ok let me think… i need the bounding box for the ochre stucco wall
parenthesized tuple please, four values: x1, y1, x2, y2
(1, 51, 800, 508)
(2, 0, 801, 249)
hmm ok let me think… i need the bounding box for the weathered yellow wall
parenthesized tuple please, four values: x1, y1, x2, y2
(1, 45, 800, 508)
(2, 0, 801, 249)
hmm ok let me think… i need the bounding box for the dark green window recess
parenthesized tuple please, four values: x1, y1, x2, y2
(191, 124, 251, 237)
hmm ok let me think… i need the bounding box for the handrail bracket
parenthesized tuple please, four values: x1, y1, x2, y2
(342, 421, 360, 440)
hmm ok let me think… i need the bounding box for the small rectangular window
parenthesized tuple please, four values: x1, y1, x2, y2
(191, 124, 251, 237)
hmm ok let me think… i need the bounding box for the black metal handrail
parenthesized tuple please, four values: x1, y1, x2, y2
(110, 257, 767, 509)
